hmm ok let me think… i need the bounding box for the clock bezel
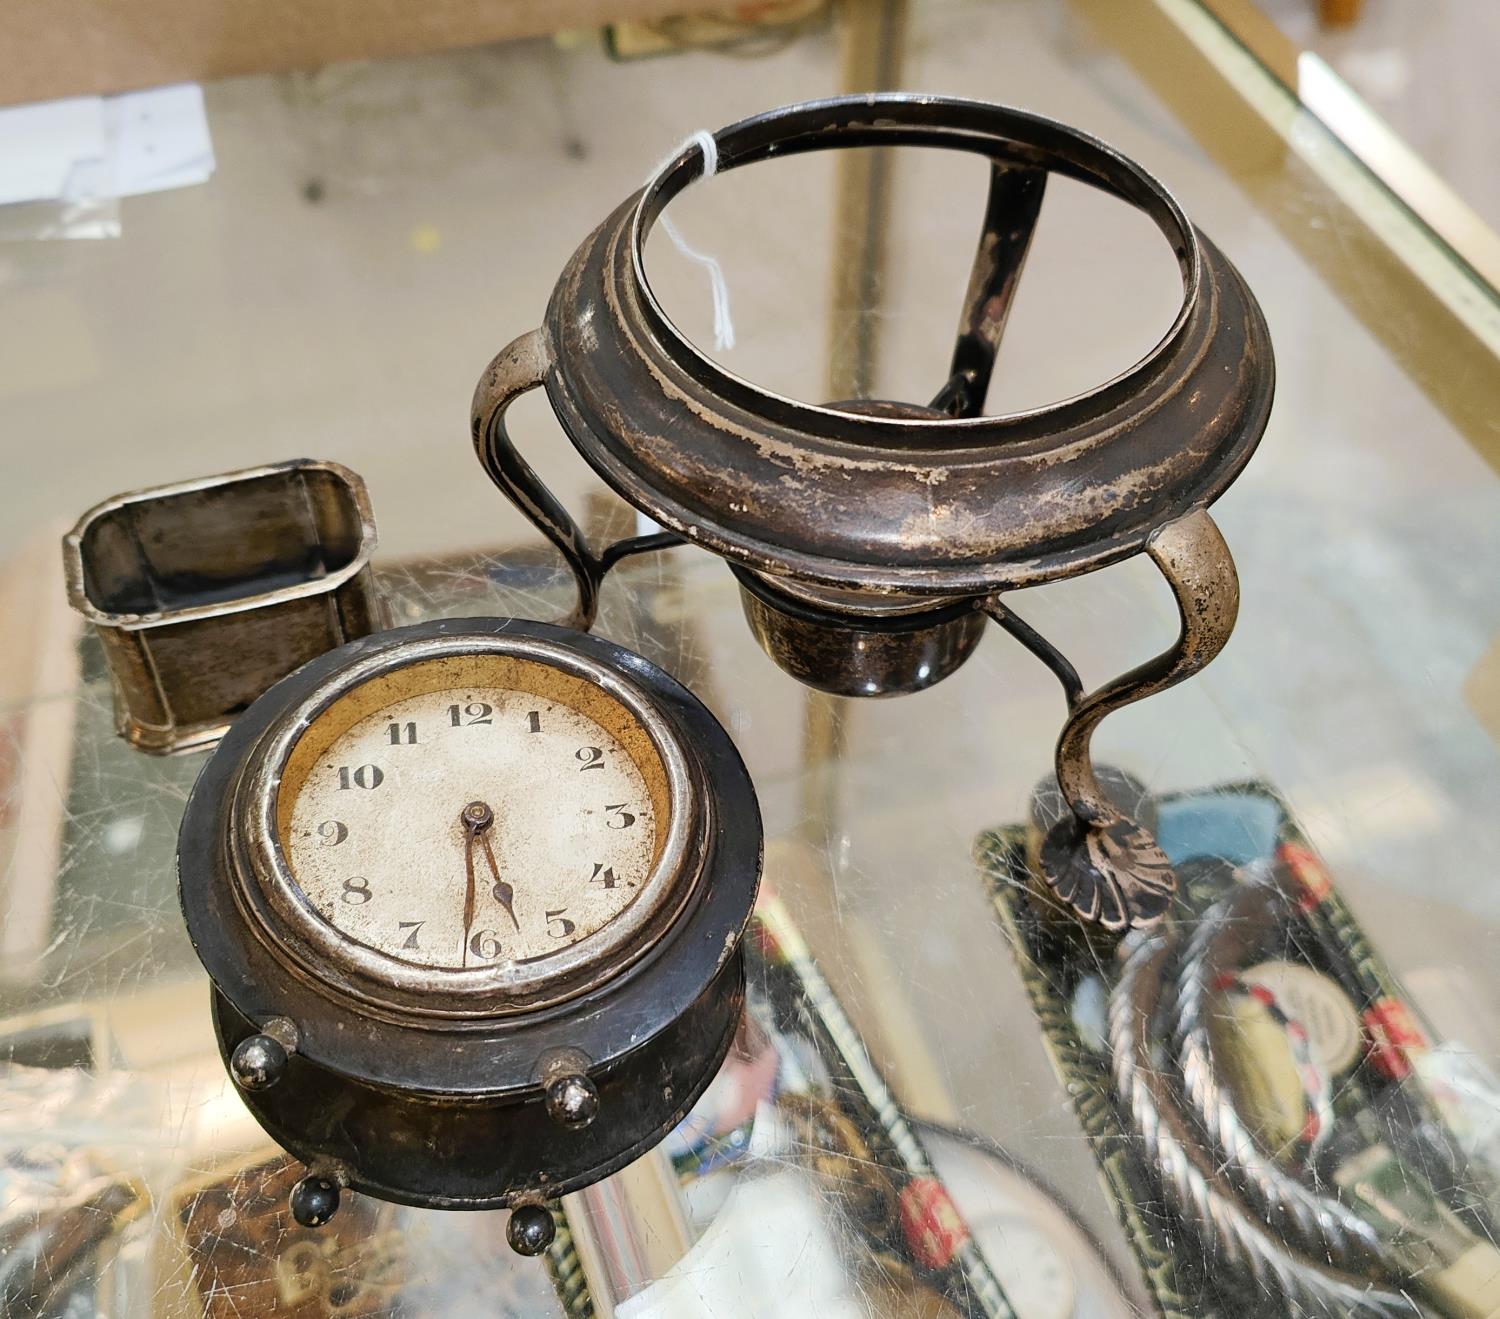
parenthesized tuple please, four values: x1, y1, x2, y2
(228, 631, 700, 1016)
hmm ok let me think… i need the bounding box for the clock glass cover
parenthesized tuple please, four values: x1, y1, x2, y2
(241, 644, 696, 1011)
(277, 653, 666, 972)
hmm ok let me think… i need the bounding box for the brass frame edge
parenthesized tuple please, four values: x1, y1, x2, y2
(1072, 0, 1500, 472)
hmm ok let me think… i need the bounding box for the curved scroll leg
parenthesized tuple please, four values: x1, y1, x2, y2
(471, 328, 682, 631)
(987, 509, 1239, 933)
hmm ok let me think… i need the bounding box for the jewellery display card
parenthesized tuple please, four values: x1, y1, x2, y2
(978, 783, 1500, 1319)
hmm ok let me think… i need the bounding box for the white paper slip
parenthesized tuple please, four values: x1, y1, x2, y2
(0, 83, 215, 207)
(0, 96, 104, 207)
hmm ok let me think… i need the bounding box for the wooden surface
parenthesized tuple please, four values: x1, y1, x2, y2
(1318, 0, 1363, 28)
(0, 0, 692, 107)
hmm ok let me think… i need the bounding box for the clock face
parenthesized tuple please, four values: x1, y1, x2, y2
(267, 651, 674, 992)
(916, 1121, 1139, 1319)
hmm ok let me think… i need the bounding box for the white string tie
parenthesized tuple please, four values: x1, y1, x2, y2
(652, 129, 736, 352)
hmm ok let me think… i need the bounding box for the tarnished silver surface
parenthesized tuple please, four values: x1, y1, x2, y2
(1026, 508, 1242, 932)
(62, 460, 384, 756)
(472, 95, 1271, 937)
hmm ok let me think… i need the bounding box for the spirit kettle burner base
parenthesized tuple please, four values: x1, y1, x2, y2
(470, 94, 1273, 938)
(733, 568, 988, 699)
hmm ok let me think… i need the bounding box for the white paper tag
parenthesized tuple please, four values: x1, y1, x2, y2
(0, 84, 214, 208)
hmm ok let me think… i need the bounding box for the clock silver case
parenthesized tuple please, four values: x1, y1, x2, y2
(177, 616, 762, 1210)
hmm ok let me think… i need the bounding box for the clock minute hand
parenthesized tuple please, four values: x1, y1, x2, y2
(460, 800, 496, 966)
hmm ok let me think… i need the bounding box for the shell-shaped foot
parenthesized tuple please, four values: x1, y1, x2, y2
(1039, 814, 1177, 933)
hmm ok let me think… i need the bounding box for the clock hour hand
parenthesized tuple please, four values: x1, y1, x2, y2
(482, 833, 520, 932)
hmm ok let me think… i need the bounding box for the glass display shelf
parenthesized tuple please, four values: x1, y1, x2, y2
(1, 1, 1497, 1316)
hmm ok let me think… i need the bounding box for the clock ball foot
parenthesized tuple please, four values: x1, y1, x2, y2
(230, 1033, 288, 1091)
(289, 1174, 341, 1228)
(545, 1073, 600, 1128)
(507, 1204, 556, 1256)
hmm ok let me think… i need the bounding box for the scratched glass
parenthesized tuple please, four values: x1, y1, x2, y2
(1, 3, 1498, 1317)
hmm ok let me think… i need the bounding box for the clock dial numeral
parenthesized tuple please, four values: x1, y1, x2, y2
(468, 930, 503, 961)
(448, 702, 493, 726)
(288, 677, 658, 971)
(604, 803, 636, 830)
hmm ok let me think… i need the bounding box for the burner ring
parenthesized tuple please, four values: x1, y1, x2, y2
(631, 94, 1204, 443)
(528, 93, 1272, 595)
